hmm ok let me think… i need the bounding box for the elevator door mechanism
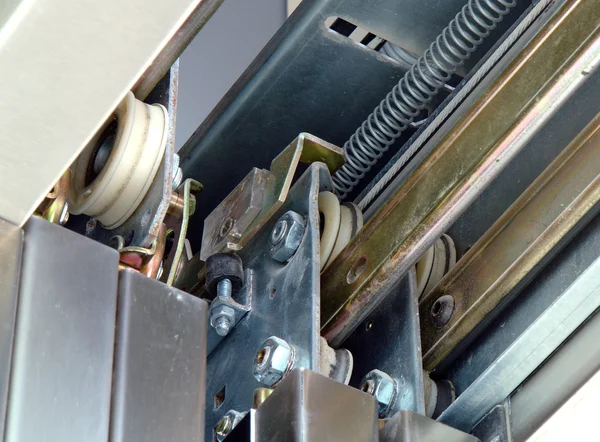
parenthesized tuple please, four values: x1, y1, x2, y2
(3, 0, 600, 440)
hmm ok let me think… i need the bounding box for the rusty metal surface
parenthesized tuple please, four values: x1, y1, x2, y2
(201, 168, 269, 261)
(200, 133, 343, 261)
(421, 111, 600, 370)
(321, 0, 600, 346)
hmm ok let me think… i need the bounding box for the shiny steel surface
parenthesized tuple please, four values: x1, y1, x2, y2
(321, 0, 600, 346)
(379, 410, 478, 442)
(510, 306, 600, 440)
(132, 0, 224, 99)
(5, 217, 119, 442)
(111, 270, 208, 442)
(254, 368, 379, 442)
(0, 219, 22, 438)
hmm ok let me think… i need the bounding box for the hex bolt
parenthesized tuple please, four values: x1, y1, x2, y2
(213, 316, 231, 337)
(210, 305, 236, 337)
(270, 219, 288, 245)
(205, 253, 244, 337)
(253, 336, 295, 386)
(359, 369, 399, 418)
(269, 211, 305, 263)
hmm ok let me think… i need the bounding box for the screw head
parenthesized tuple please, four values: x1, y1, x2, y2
(270, 211, 305, 263)
(253, 336, 295, 386)
(430, 295, 455, 328)
(359, 369, 398, 418)
(220, 217, 234, 238)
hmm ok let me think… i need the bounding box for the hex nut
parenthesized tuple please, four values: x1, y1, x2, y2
(253, 336, 295, 386)
(270, 211, 305, 263)
(210, 304, 235, 329)
(359, 369, 398, 418)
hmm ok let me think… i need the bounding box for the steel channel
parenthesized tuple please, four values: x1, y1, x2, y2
(438, 218, 600, 431)
(421, 112, 600, 370)
(321, 0, 600, 346)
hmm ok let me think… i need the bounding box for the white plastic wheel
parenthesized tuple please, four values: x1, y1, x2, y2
(415, 246, 435, 298)
(415, 233, 457, 299)
(319, 191, 341, 270)
(324, 202, 363, 270)
(69, 91, 168, 229)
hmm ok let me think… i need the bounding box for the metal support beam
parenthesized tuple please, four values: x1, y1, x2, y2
(321, 0, 600, 346)
(421, 110, 600, 370)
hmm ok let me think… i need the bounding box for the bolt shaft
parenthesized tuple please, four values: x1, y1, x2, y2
(217, 278, 232, 299)
(214, 316, 232, 337)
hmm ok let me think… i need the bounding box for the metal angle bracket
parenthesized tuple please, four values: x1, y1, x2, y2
(200, 133, 343, 261)
(207, 268, 254, 356)
(204, 162, 334, 440)
(342, 269, 426, 416)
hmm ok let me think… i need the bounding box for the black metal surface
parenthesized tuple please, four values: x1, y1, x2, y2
(179, 0, 475, 249)
(204, 164, 330, 440)
(446, 65, 600, 257)
(6, 217, 119, 442)
(342, 270, 426, 416)
(111, 270, 208, 442)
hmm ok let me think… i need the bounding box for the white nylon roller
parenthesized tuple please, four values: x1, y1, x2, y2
(318, 191, 341, 270)
(324, 202, 363, 271)
(69, 91, 168, 229)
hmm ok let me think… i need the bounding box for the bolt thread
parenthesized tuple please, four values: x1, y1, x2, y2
(214, 316, 232, 336)
(217, 278, 232, 298)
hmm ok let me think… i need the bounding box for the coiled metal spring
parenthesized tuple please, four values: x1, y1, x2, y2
(332, 0, 518, 199)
